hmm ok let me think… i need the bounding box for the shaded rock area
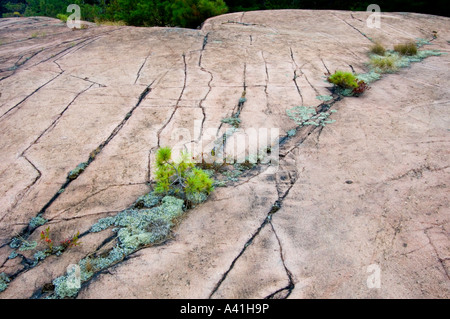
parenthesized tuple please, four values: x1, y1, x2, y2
(0, 10, 449, 298)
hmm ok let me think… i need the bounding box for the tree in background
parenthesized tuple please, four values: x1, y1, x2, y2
(1, 0, 448, 26)
(167, 0, 228, 28)
(112, 0, 171, 26)
(113, 0, 227, 28)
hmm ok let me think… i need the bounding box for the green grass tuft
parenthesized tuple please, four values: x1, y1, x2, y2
(394, 41, 418, 56)
(369, 42, 386, 56)
(369, 54, 399, 73)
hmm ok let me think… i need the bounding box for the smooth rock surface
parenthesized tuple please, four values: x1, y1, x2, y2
(0, 10, 448, 298)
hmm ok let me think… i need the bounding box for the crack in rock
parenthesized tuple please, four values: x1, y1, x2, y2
(0, 71, 64, 120)
(209, 169, 297, 299)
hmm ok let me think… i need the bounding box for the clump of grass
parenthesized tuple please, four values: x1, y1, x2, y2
(369, 54, 399, 73)
(369, 42, 386, 56)
(394, 41, 418, 56)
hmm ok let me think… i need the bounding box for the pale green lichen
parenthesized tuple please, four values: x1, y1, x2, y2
(29, 216, 48, 229)
(186, 191, 208, 205)
(8, 251, 18, 259)
(287, 129, 296, 137)
(369, 50, 444, 74)
(90, 216, 115, 233)
(92, 196, 184, 251)
(356, 70, 382, 84)
(68, 162, 88, 180)
(239, 97, 247, 104)
(134, 191, 161, 209)
(33, 250, 48, 262)
(221, 117, 241, 128)
(53, 269, 79, 299)
(0, 273, 11, 292)
(222, 169, 242, 182)
(114, 207, 176, 251)
(316, 95, 333, 101)
(212, 180, 227, 187)
(286, 106, 335, 127)
(78, 245, 127, 283)
(51, 195, 185, 298)
(18, 240, 37, 251)
(415, 38, 431, 48)
(9, 237, 22, 249)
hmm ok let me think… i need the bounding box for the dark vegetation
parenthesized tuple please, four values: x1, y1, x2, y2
(1, 0, 448, 29)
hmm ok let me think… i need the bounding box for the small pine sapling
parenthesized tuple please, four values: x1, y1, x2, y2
(185, 168, 214, 198)
(154, 147, 214, 204)
(327, 70, 369, 96)
(327, 70, 359, 89)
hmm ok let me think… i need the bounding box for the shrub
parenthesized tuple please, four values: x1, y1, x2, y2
(56, 13, 68, 22)
(370, 42, 386, 56)
(327, 70, 369, 96)
(327, 70, 359, 89)
(154, 147, 214, 204)
(394, 41, 418, 56)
